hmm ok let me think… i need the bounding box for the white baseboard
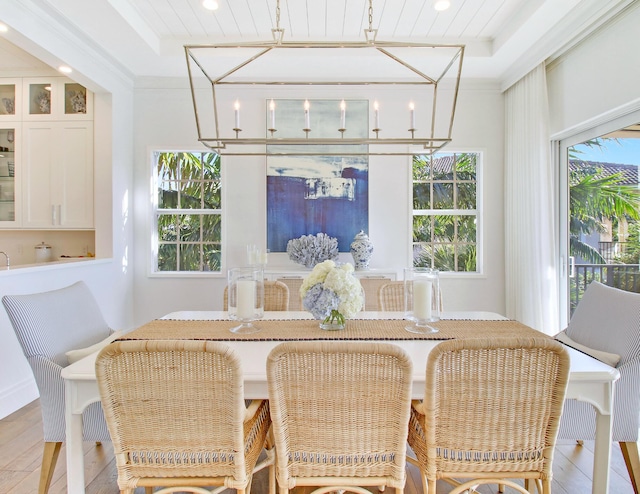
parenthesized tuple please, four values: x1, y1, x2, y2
(0, 377, 39, 419)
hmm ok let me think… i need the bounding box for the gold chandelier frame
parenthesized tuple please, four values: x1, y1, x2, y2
(185, 0, 464, 156)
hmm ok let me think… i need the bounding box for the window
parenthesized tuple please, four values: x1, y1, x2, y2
(152, 151, 222, 273)
(412, 152, 479, 272)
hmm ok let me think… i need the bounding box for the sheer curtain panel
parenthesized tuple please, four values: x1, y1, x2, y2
(504, 63, 559, 335)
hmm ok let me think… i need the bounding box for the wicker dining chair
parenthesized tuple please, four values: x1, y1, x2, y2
(407, 337, 570, 494)
(266, 341, 413, 494)
(377, 280, 443, 312)
(223, 280, 290, 311)
(95, 339, 275, 494)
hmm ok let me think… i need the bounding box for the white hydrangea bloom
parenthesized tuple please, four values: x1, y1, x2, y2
(299, 260, 363, 320)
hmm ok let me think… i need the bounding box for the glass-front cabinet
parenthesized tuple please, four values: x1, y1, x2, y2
(0, 80, 21, 122)
(23, 78, 92, 120)
(0, 127, 17, 224)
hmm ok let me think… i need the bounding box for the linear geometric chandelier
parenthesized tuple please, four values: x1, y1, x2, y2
(185, 0, 464, 156)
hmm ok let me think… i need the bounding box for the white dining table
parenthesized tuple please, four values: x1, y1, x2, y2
(61, 311, 620, 494)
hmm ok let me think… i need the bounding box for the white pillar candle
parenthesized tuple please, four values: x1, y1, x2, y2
(304, 99, 310, 129)
(413, 279, 432, 320)
(374, 100, 380, 128)
(409, 102, 415, 129)
(236, 280, 255, 319)
(340, 99, 346, 128)
(269, 99, 275, 128)
(234, 100, 240, 128)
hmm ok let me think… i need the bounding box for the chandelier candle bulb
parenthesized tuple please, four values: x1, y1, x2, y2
(304, 99, 310, 129)
(269, 99, 276, 128)
(340, 100, 346, 129)
(374, 101, 380, 129)
(409, 102, 415, 129)
(413, 279, 432, 320)
(236, 279, 256, 319)
(234, 100, 240, 128)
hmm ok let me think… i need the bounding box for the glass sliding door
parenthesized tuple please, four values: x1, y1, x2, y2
(558, 119, 640, 327)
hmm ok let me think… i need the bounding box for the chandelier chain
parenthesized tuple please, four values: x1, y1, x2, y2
(368, 0, 374, 32)
(276, 0, 281, 31)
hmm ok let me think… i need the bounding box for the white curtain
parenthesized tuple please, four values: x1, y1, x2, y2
(504, 63, 559, 335)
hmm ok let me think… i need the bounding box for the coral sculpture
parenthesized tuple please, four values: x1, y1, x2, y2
(286, 233, 339, 268)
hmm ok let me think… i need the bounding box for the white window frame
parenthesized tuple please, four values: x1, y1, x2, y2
(410, 150, 483, 275)
(149, 149, 225, 277)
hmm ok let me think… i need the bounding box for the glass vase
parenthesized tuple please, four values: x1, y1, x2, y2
(228, 266, 264, 334)
(319, 309, 346, 331)
(404, 267, 440, 334)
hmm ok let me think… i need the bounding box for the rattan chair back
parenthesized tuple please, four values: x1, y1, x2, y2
(407, 337, 570, 494)
(224, 280, 290, 311)
(266, 341, 413, 494)
(96, 339, 273, 494)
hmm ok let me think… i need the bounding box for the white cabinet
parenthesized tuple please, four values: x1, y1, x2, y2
(265, 269, 397, 311)
(22, 121, 93, 228)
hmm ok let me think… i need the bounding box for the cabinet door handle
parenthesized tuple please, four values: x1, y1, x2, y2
(51, 205, 56, 225)
(58, 205, 62, 225)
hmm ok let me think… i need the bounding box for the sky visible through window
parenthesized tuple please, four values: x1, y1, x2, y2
(572, 138, 640, 167)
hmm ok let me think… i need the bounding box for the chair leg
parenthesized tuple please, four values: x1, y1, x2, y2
(620, 441, 640, 494)
(39, 442, 62, 494)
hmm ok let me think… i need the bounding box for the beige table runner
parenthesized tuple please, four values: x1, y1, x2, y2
(120, 318, 546, 341)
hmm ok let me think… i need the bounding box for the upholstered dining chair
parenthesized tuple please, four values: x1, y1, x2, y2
(223, 279, 290, 311)
(95, 339, 274, 494)
(407, 337, 570, 494)
(555, 281, 640, 493)
(266, 341, 413, 494)
(377, 280, 444, 312)
(2, 281, 115, 494)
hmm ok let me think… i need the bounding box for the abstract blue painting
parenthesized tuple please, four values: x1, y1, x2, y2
(267, 99, 369, 252)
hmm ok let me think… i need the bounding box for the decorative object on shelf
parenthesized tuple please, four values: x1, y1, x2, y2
(36, 91, 50, 113)
(350, 230, 374, 270)
(300, 260, 364, 330)
(404, 267, 440, 334)
(67, 90, 86, 113)
(184, 0, 464, 156)
(7, 162, 14, 177)
(2, 98, 14, 115)
(6, 130, 14, 143)
(227, 266, 264, 334)
(286, 232, 338, 268)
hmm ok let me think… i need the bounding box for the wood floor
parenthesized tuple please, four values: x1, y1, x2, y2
(0, 400, 634, 494)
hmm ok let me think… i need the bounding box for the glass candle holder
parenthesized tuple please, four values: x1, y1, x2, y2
(228, 266, 264, 334)
(404, 267, 440, 334)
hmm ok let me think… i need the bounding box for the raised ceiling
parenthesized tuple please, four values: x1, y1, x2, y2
(0, 0, 634, 88)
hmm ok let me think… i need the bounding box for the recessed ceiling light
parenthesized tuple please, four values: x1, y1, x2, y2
(58, 65, 73, 74)
(433, 0, 450, 11)
(202, 0, 219, 11)
(0, 23, 8, 33)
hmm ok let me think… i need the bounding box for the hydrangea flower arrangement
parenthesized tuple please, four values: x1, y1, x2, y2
(300, 260, 364, 327)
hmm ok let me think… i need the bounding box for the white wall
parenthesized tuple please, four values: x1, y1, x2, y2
(132, 80, 506, 324)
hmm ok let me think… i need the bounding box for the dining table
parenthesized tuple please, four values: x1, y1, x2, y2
(61, 310, 620, 494)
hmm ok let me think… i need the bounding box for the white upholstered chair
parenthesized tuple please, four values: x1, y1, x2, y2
(2, 281, 114, 494)
(555, 281, 640, 493)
